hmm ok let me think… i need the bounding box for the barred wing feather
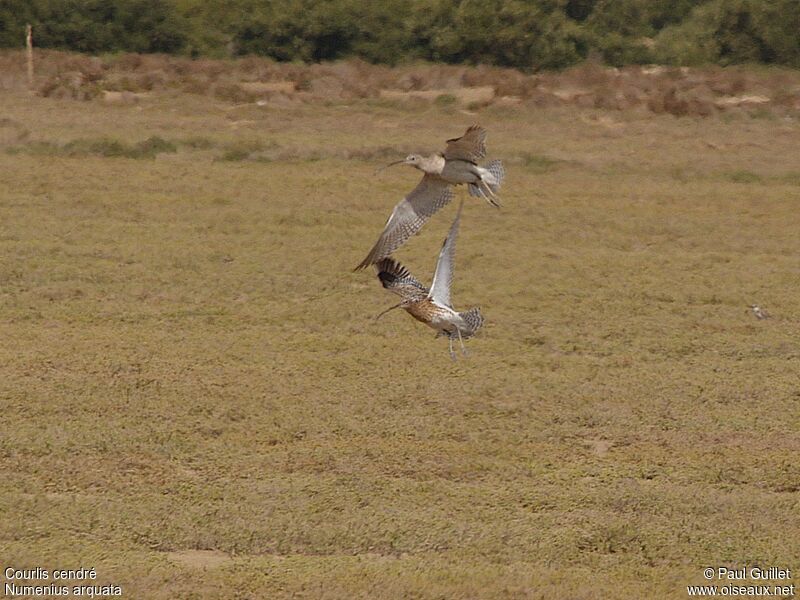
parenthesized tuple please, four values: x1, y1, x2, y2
(443, 125, 487, 163)
(375, 258, 429, 302)
(355, 174, 454, 270)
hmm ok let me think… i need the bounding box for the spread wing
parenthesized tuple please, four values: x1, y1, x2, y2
(354, 174, 454, 270)
(443, 125, 487, 163)
(375, 258, 429, 301)
(428, 201, 462, 308)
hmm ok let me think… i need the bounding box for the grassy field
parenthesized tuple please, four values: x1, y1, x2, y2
(1, 64, 799, 599)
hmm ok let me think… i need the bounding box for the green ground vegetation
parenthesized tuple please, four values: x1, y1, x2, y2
(0, 72, 799, 598)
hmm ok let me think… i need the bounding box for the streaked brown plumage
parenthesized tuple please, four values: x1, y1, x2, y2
(443, 124, 487, 163)
(374, 202, 483, 359)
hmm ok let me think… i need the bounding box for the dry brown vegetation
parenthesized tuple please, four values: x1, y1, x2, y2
(1, 51, 799, 599)
(1, 49, 800, 116)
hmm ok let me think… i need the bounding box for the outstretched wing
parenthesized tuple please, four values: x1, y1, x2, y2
(354, 174, 454, 270)
(428, 201, 463, 308)
(443, 125, 487, 163)
(375, 258, 429, 301)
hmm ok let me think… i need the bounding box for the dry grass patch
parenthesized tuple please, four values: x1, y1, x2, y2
(3, 50, 800, 118)
(166, 550, 233, 569)
(0, 76, 799, 599)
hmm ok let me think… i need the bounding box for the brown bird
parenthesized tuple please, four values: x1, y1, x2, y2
(354, 125, 504, 270)
(374, 202, 484, 359)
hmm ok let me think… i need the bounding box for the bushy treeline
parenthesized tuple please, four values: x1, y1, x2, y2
(1, 0, 798, 70)
(0, 0, 186, 53)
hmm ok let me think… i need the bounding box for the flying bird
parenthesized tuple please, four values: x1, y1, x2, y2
(354, 125, 504, 270)
(374, 202, 484, 360)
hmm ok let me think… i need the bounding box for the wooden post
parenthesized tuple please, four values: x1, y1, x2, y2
(26, 24, 34, 88)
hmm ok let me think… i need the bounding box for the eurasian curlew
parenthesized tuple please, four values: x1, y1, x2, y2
(354, 125, 504, 270)
(374, 202, 484, 360)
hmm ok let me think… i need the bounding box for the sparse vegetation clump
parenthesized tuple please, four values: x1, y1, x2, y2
(8, 135, 177, 159)
(519, 152, 566, 173)
(726, 169, 763, 183)
(216, 139, 281, 162)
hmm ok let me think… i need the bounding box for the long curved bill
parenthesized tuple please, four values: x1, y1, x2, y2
(375, 303, 401, 320)
(374, 159, 406, 175)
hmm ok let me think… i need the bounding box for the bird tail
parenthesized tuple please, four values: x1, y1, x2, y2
(483, 160, 505, 193)
(468, 160, 504, 200)
(458, 307, 484, 338)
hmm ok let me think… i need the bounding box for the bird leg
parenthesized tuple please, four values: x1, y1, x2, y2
(473, 178, 500, 207)
(448, 337, 457, 361)
(375, 303, 401, 320)
(456, 328, 468, 356)
(472, 181, 491, 201)
(478, 180, 501, 208)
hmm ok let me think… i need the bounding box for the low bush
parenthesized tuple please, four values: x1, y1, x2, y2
(1, 0, 797, 70)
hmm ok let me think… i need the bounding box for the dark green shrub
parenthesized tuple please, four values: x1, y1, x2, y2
(0, 0, 187, 53)
(655, 0, 800, 67)
(0, 0, 797, 70)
